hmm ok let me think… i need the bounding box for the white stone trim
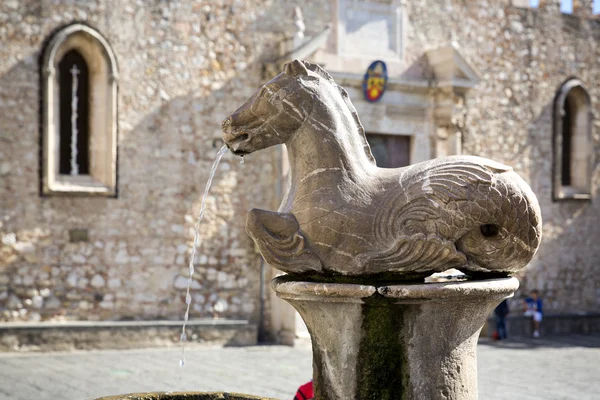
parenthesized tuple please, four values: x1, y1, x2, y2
(425, 45, 481, 93)
(337, 0, 404, 60)
(277, 25, 332, 64)
(42, 24, 118, 196)
(312, 0, 406, 76)
(511, 0, 534, 8)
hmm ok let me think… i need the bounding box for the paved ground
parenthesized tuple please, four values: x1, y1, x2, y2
(0, 335, 599, 400)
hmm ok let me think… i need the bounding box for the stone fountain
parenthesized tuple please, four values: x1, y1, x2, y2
(101, 60, 541, 400)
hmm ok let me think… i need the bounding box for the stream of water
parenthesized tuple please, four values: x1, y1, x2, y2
(179, 144, 229, 368)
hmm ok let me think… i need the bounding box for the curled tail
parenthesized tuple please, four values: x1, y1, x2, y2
(365, 156, 542, 275)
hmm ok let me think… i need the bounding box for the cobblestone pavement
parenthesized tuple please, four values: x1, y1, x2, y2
(0, 335, 599, 400)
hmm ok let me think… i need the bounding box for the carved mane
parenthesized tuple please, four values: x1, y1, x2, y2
(302, 61, 376, 165)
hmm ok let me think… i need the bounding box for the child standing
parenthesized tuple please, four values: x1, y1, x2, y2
(523, 290, 543, 338)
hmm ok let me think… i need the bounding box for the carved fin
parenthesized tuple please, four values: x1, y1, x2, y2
(357, 234, 467, 274)
(246, 208, 323, 274)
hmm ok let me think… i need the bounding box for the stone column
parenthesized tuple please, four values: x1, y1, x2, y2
(273, 275, 519, 400)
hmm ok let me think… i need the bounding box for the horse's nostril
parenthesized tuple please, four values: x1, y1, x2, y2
(236, 133, 249, 142)
(480, 224, 500, 238)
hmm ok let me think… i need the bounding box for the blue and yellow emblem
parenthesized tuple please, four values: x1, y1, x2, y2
(362, 60, 388, 103)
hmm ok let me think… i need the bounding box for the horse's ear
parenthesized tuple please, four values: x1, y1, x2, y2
(284, 59, 309, 77)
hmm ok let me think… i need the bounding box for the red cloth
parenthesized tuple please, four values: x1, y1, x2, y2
(294, 381, 314, 400)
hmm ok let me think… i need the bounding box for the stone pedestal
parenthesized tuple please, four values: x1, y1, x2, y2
(273, 275, 519, 400)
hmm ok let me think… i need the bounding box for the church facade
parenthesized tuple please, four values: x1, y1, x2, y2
(0, 0, 598, 347)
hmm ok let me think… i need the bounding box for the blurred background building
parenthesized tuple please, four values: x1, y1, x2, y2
(0, 0, 599, 349)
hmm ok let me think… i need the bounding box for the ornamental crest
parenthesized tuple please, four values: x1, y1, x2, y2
(363, 60, 387, 102)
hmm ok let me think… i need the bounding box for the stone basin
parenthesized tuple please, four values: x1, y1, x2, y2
(97, 392, 276, 400)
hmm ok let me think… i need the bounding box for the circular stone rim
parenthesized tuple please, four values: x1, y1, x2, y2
(96, 392, 276, 400)
(272, 275, 519, 302)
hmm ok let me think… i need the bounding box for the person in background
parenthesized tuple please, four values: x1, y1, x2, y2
(494, 299, 510, 340)
(294, 380, 313, 400)
(523, 289, 543, 338)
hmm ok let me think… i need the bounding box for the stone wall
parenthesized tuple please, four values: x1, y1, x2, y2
(404, 0, 600, 313)
(0, 0, 300, 326)
(0, 0, 598, 341)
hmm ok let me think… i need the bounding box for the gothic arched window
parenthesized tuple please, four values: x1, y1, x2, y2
(41, 24, 118, 196)
(553, 79, 592, 201)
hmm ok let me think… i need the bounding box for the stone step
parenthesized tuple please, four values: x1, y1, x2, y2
(0, 319, 257, 352)
(486, 313, 600, 337)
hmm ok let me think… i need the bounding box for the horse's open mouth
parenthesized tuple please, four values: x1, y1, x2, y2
(225, 133, 251, 155)
(230, 148, 251, 156)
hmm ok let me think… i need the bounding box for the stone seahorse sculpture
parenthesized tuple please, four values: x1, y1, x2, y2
(222, 60, 542, 281)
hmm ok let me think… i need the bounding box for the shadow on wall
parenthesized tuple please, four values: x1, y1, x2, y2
(124, 70, 280, 324)
(514, 99, 600, 314)
(0, 52, 277, 325)
(399, 54, 435, 82)
(0, 0, 307, 334)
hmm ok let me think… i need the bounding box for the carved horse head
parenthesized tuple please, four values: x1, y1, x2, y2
(221, 60, 314, 155)
(222, 60, 375, 166)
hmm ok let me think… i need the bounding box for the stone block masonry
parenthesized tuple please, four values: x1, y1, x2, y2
(1, 0, 599, 347)
(404, 1, 600, 314)
(0, 0, 291, 327)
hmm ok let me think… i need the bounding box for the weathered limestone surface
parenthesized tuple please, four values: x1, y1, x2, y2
(273, 275, 519, 400)
(222, 59, 538, 399)
(223, 60, 542, 280)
